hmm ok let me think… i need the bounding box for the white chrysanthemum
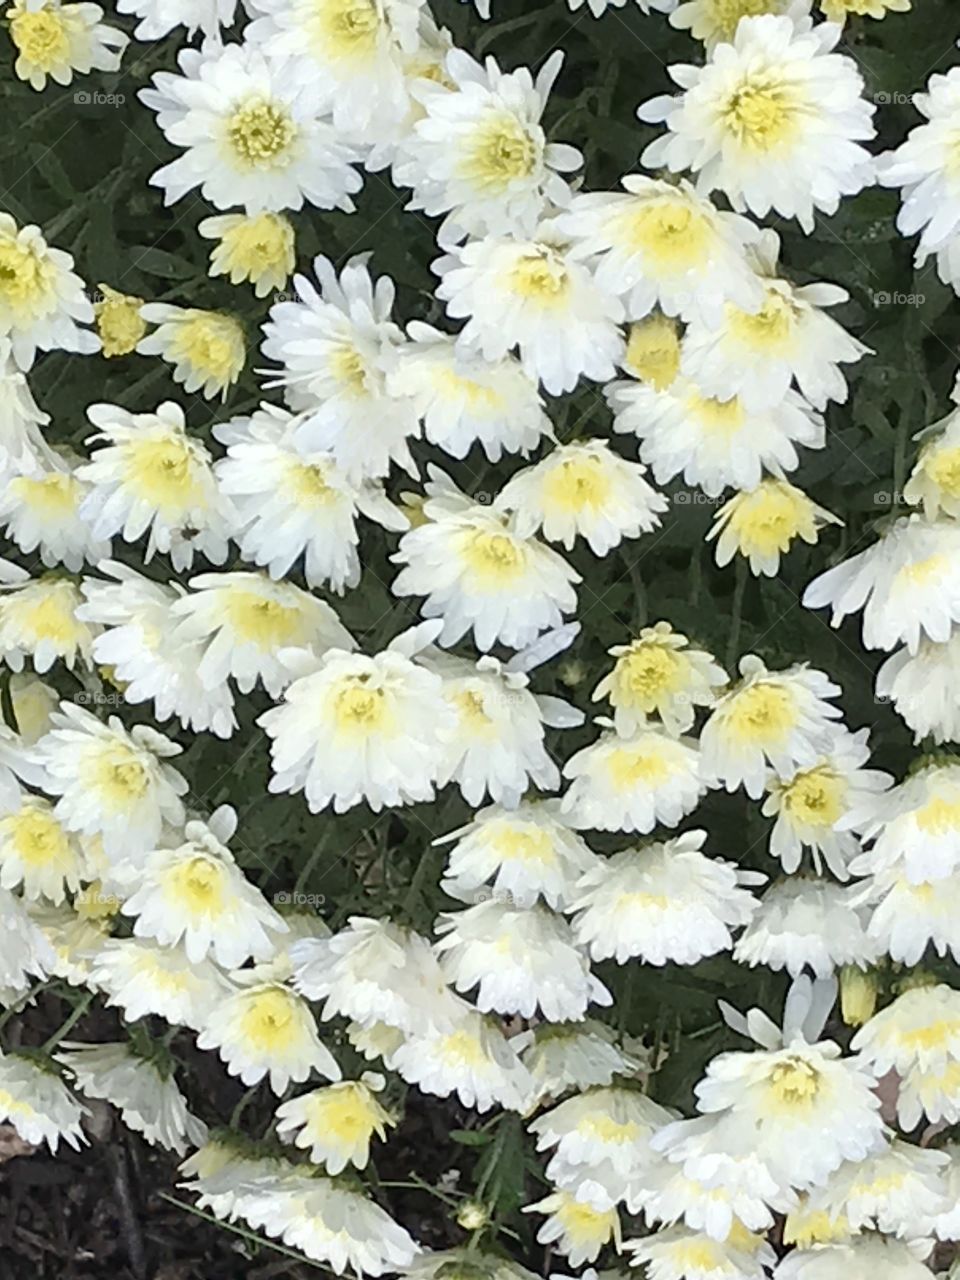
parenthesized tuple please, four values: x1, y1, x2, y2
(28, 898, 110, 986)
(625, 1226, 774, 1280)
(261, 255, 419, 483)
(394, 49, 580, 243)
(0, 1050, 86, 1153)
(877, 68, 960, 296)
(214, 404, 408, 592)
(525, 1191, 620, 1266)
(877, 634, 960, 744)
(733, 878, 878, 979)
(78, 401, 233, 571)
(246, 0, 427, 142)
(142, 42, 362, 215)
(639, 15, 875, 231)
(0, 342, 56, 474)
(31, 704, 186, 863)
(291, 916, 461, 1035)
(799, 1139, 949, 1239)
(78, 563, 237, 740)
(137, 305, 245, 402)
(774, 1236, 934, 1280)
(434, 223, 625, 395)
(700, 656, 842, 799)
(57, 1041, 205, 1155)
(853, 860, 960, 968)
(121, 813, 287, 967)
(117, 0, 236, 38)
(560, 176, 760, 326)
(198, 211, 295, 298)
(437, 800, 598, 911)
(392, 469, 579, 651)
(0, 793, 86, 904)
(0, 452, 107, 571)
(170, 570, 353, 700)
(680, 232, 870, 412)
(805, 514, 960, 655)
(608, 375, 824, 499)
(847, 760, 960, 885)
(561, 721, 705, 834)
(496, 440, 667, 555)
(529, 1086, 674, 1209)
(516, 1021, 648, 1106)
(708, 479, 840, 578)
(275, 1075, 393, 1172)
(0, 575, 95, 673)
(569, 831, 762, 966)
(669, 0, 812, 52)
(8, 0, 125, 90)
(932, 1143, 960, 1240)
(592, 622, 727, 737)
(385, 321, 553, 462)
(0, 886, 56, 990)
(435, 899, 610, 1023)
(0, 214, 98, 370)
(902, 408, 960, 520)
(197, 981, 340, 1095)
(90, 937, 233, 1031)
(762, 729, 891, 879)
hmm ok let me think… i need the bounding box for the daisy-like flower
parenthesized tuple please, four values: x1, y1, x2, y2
(78, 563, 237, 740)
(559, 176, 761, 326)
(214, 405, 407, 593)
(436, 800, 598, 911)
(199, 213, 295, 299)
(143, 43, 362, 215)
(798, 1139, 948, 1238)
(394, 49, 581, 244)
(775, 1236, 933, 1280)
(122, 812, 287, 968)
(700, 656, 842, 798)
(625, 1226, 774, 1280)
(197, 980, 339, 1095)
(855, 861, 960, 968)
(7, 0, 126, 92)
(803, 514, 960, 654)
(392, 469, 580, 652)
(525, 1191, 620, 1266)
(903, 409, 960, 520)
(384, 321, 553, 463)
(568, 831, 762, 966)
(435, 221, 625, 395)
(32, 704, 187, 865)
(561, 720, 705, 834)
(78, 400, 233, 570)
(639, 15, 875, 231)
(57, 1041, 205, 1155)
(708, 479, 840, 577)
(116, 0, 237, 39)
(0, 450, 108, 571)
(93, 285, 147, 358)
(876, 634, 960, 745)
(0, 793, 86, 904)
(496, 440, 667, 556)
(0, 214, 98, 370)
(681, 232, 870, 412)
(170, 570, 354, 700)
(733, 878, 878, 979)
(90, 937, 233, 1031)
(275, 1075, 393, 1172)
(592, 622, 727, 737)
(669, 0, 811, 51)
(137, 305, 245, 401)
(848, 759, 960, 885)
(0, 1050, 86, 1153)
(261, 254, 419, 483)
(516, 1021, 648, 1105)
(608, 375, 825, 499)
(0, 341, 56, 472)
(0, 575, 96, 673)
(762, 729, 891, 879)
(0, 886, 55, 990)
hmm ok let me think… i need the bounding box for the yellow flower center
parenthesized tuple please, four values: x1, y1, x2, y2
(688, 391, 746, 436)
(95, 289, 147, 358)
(543, 456, 612, 513)
(227, 98, 298, 169)
(439, 1029, 489, 1067)
(331, 344, 370, 397)
(310, 0, 381, 62)
(3, 804, 70, 868)
(432, 367, 503, 412)
(10, 7, 69, 71)
(493, 824, 557, 866)
(214, 213, 295, 288)
(333, 677, 390, 732)
(167, 855, 227, 916)
(725, 483, 815, 556)
(725, 680, 796, 747)
(125, 434, 204, 514)
(613, 643, 684, 707)
(781, 763, 847, 828)
(623, 316, 681, 389)
(509, 252, 570, 303)
(706, 0, 781, 42)
(915, 793, 960, 834)
(307, 1083, 385, 1144)
(924, 446, 960, 497)
(0, 237, 53, 321)
(453, 688, 493, 730)
(555, 1197, 617, 1244)
(459, 113, 538, 193)
(783, 1207, 850, 1247)
(241, 987, 300, 1052)
(623, 200, 712, 269)
(7, 586, 84, 649)
(607, 745, 676, 789)
(720, 74, 802, 152)
(170, 314, 244, 385)
(728, 289, 797, 353)
(895, 553, 948, 588)
(768, 1055, 821, 1106)
(9, 473, 79, 519)
(460, 528, 527, 587)
(90, 749, 150, 811)
(224, 589, 305, 650)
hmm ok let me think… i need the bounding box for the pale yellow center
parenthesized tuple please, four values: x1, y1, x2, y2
(166, 855, 227, 917)
(613, 644, 684, 706)
(509, 253, 570, 303)
(8, 588, 84, 649)
(333, 677, 391, 733)
(10, 473, 79, 519)
(727, 484, 814, 555)
(125, 435, 203, 513)
(923, 446, 960, 497)
(728, 290, 797, 353)
(895, 554, 947, 588)
(459, 113, 538, 193)
(240, 988, 300, 1052)
(781, 764, 846, 828)
(623, 317, 681, 389)
(623, 200, 712, 269)
(725, 681, 796, 746)
(227, 98, 298, 169)
(916, 793, 960, 834)
(90, 749, 149, 811)
(309, 0, 381, 62)
(10, 8, 69, 70)
(460, 528, 527, 587)
(0, 238, 53, 320)
(95, 291, 147, 358)
(3, 805, 70, 868)
(688, 391, 746, 436)
(706, 0, 781, 41)
(170, 314, 244, 384)
(767, 1055, 821, 1107)
(494, 825, 557, 866)
(607, 746, 675, 788)
(720, 74, 802, 151)
(224, 589, 305, 649)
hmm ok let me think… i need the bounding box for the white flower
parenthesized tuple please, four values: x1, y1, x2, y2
(214, 404, 408, 592)
(855, 862, 960, 968)
(385, 321, 553, 462)
(733, 879, 878, 979)
(804, 514, 960, 655)
(639, 15, 875, 231)
(525, 1190, 620, 1266)
(669, 0, 812, 52)
(709, 479, 841, 578)
(680, 232, 870, 412)
(0, 451, 108, 571)
(902, 407, 960, 520)
(199, 212, 295, 298)
(0, 793, 86, 904)
(435, 899, 610, 1023)
(608, 375, 824, 499)
(142, 42, 362, 214)
(876, 634, 960, 745)
(799, 1139, 949, 1238)
(559, 176, 761, 326)
(774, 1236, 934, 1280)
(116, 0, 236, 38)
(516, 1021, 648, 1105)
(0, 1050, 86, 1153)
(90, 937, 233, 1031)
(0, 214, 97, 370)
(78, 562, 238, 740)
(77, 400, 233, 571)
(170, 570, 354, 700)
(434, 222, 625, 395)
(261, 254, 420, 483)
(137, 306, 245, 401)
(592, 622, 727, 737)
(700, 657, 842, 799)
(31, 703, 187, 864)
(436, 800, 598, 910)
(561, 721, 705, 834)
(569, 831, 762, 966)
(8, 0, 127, 92)
(28, 898, 110, 986)
(394, 49, 581, 244)
(0, 575, 96, 673)
(57, 1041, 205, 1155)
(497, 440, 667, 555)
(625, 1226, 774, 1280)
(392, 469, 580, 652)
(847, 760, 960, 885)
(275, 1075, 393, 1172)
(0, 342, 56, 472)
(0, 886, 56, 990)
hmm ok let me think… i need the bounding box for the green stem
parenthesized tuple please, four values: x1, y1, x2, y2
(159, 1195, 329, 1271)
(726, 557, 748, 673)
(0, 979, 48, 1036)
(42, 993, 93, 1052)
